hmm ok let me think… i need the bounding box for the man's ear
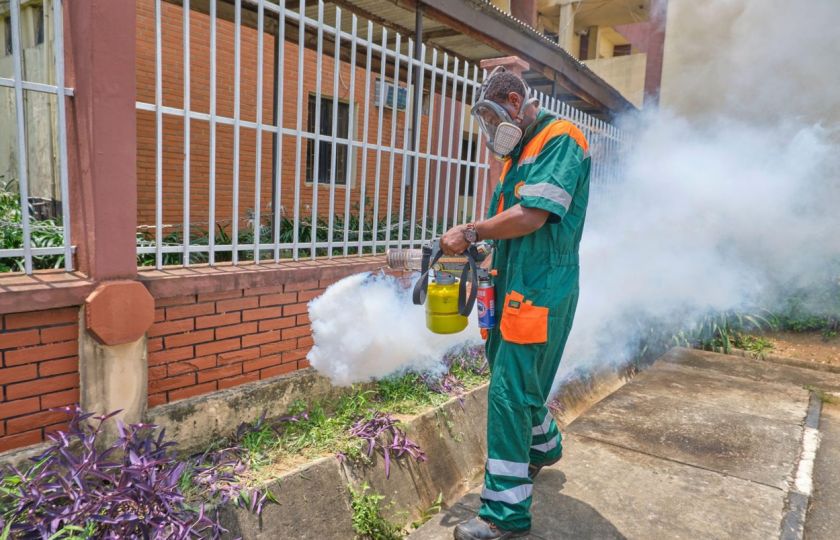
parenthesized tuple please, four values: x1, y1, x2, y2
(507, 91, 522, 108)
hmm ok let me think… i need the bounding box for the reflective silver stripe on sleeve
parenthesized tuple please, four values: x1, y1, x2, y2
(486, 458, 529, 478)
(532, 412, 553, 436)
(481, 484, 533, 505)
(531, 435, 559, 454)
(518, 183, 572, 211)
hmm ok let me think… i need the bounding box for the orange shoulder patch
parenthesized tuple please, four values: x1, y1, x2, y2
(520, 120, 589, 163)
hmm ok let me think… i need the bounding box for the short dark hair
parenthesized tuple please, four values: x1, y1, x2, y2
(483, 70, 527, 103)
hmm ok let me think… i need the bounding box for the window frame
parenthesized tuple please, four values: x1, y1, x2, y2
(304, 93, 357, 189)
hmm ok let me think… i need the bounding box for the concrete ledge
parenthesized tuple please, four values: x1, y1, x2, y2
(0, 271, 92, 315)
(144, 368, 362, 453)
(723, 347, 840, 375)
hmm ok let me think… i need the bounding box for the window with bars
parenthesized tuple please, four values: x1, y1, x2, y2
(306, 94, 351, 186)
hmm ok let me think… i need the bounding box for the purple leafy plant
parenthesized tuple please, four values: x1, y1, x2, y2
(348, 413, 426, 479)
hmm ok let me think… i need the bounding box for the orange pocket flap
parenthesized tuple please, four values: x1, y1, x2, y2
(500, 291, 548, 345)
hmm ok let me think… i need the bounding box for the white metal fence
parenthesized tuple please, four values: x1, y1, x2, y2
(135, 0, 622, 269)
(0, 0, 73, 274)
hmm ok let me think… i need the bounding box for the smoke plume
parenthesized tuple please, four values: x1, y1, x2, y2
(556, 0, 840, 384)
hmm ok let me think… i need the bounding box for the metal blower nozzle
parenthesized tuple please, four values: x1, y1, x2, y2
(386, 248, 424, 271)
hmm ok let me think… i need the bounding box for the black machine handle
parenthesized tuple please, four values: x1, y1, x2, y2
(412, 243, 481, 318)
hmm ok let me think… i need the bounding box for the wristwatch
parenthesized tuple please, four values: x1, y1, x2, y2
(464, 223, 479, 244)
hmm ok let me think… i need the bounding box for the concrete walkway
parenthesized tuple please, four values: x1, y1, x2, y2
(410, 348, 840, 540)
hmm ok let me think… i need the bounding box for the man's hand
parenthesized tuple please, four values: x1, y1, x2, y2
(440, 224, 470, 255)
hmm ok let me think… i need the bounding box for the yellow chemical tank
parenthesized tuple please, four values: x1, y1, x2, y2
(425, 273, 468, 334)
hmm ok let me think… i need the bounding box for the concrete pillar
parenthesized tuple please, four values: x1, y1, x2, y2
(586, 25, 601, 60)
(477, 56, 531, 219)
(558, 0, 580, 54)
(510, 0, 538, 28)
(65, 1, 152, 436)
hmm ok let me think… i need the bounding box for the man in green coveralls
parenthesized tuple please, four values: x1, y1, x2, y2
(439, 69, 591, 539)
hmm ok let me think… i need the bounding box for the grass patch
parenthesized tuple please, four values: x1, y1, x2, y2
(804, 385, 840, 405)
(349, 483, 406, 539)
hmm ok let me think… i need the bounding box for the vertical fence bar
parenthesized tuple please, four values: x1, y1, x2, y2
(10, 0, 32, 274)
(419, 47, 438, 244)
(53, 0, 72, 270)
(441, 56, 459, 233)
(396, 38, 413, 249)
(292, 0, 305, 260)
(342, 14, 358, 257)
(357, 21, 373, 257)
(356, 21, 374, 256)
(431, 53, 449, 239)
(451, 59, 470, 227)
(408, 43, 426, 248)
(232, 0, 242, 264)
(371, 28, 389, 254)
(384, 33, 402, 251)
(326, 7, 342, 256)
(477, 67, 489, 222)
(461, 64, 478, 224)
(153, 0, 163, 268)
(273, 0, 286, 262)
(252, 0, 264, 262)
(309, 0, 325, 259)
(182, 0, 191, 265)
(208, 0, 217, 265)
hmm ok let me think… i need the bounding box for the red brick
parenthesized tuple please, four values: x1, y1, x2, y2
(281, 325, 310, 340)
(258, 292, 297, 307)
(0, 429, 42, 452)
(242, 306, 283, 322)
(243, 355, 281, 373)
(195, 312, 241, 329)
(260, 362, 298, 379)
(218, 347, 260, 364)
(242, 330, 281, 348)
(166, 302, 214, 320)
(40, 388, 79, 410)
(168, 355, 218, 376)
(0, 397, 40, 419)
(0, 364, 37, 384)
(258, 316, 296, 332)
(40, 325, 78, 344)
(298, 359, 312, 369)
(148, 346, 194, 366)
(156, 295, 197, 307)
(148, 392, 167, 408)
(296, 313, 311, 326)
(7, 410, 71, 435)
(297, 336, 314, 348)
(5, 341, 77, 367)
(283, 303, 309, 317)
(284, 280, 319, 292)
(149, 365, 167, 380)
(149, 373, 195, 393)
(260, 338, 297, 356)
(243, 285, 284, 297)
(319, 278, 341, 289)
(282, 348, 309, 363)
(216, 296, 259, 313)
(218, 371, 260, 389)
(164, 329, 215, 349)
(197, 290, 243, 302)
(168, 381, 217, 402)
(195, 337, 240, 356)
(216, 322, 258, 340)
(197, 363, 242, 383)
(44, 421, 71, 437)
(297, 289, 324, 302)
(5, 307, 77, 330)
(148, 318, 195, 337)
(39, 357, 78, 377)
(0, 329, 40, 349)
(154, 308, 166, 322)
(6, 373, 77, 400)
(148, 337, 164, 352)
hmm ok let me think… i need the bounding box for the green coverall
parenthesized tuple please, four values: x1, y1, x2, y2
(480, 110, 591, 531)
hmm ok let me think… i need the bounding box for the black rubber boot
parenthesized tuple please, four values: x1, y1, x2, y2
(528, 455, 561, 480)
(453, 517, 530, 540)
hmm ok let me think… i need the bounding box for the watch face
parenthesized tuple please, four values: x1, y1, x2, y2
(464, 228, 478, 243)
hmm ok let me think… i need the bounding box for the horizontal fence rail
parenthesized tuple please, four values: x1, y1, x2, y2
(135, 0, 623, 269)
(0, 0, 74, 274)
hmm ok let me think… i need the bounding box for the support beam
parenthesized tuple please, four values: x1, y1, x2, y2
(557, 0, 579, 55)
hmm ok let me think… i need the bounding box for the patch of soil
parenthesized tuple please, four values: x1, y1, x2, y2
(761, 331, 840, 366)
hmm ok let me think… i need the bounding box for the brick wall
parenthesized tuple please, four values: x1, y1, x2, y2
(147, 278, 332, 407)
(135, 0, 467, 239)
(0, 307, 79, 453)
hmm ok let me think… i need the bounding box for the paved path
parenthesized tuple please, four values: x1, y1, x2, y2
(410, 348, 840, 540)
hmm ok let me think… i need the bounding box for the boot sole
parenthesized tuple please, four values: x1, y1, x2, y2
(454, 526, 531, 540)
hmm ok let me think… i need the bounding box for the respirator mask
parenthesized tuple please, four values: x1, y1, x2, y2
(471, 67, 540, 158)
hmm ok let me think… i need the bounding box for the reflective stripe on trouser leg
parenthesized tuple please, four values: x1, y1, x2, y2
(530, 407, 562, 464)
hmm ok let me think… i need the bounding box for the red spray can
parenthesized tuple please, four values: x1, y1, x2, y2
(476, 274, 496, 329)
